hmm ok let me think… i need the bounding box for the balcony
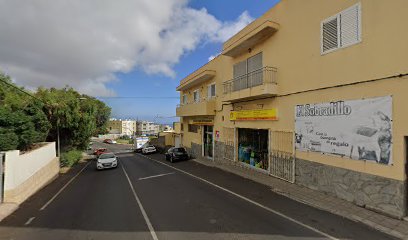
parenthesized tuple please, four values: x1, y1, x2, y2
(176, 100, 216, 117)
(176, 70, 216, 91)
(223, 20, 279, 58)
(223, 66, 278, 102)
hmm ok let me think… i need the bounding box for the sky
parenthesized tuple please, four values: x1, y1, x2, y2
(0, 0, 280, 124)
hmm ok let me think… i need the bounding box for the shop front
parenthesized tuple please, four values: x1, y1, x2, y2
(190, 118, 214, 160)
(237, 128, 269, 171)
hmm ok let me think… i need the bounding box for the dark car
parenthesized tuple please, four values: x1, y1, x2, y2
(165, 147, 189, 163)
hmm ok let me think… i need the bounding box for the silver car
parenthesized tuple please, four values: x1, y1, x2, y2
(96, 153, 118, 170)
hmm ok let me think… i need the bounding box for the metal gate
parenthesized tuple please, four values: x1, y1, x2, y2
(270, 130, 295, 183)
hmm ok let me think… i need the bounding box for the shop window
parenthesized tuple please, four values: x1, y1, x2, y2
(188, 124, 199, 133)
(238, 128, 269, 171)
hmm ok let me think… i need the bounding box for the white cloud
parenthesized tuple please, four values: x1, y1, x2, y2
(0, 0, 253, 96)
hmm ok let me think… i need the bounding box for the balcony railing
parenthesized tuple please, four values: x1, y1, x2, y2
(223, 66, 277, 94)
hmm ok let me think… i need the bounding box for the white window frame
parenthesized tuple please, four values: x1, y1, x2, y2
(182, 94, 187, 105)
(193, 90, 200, 103)
(207, 83, 216, 99)
(321, 2, 362, 55)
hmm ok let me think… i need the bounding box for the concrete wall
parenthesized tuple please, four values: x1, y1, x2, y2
(3, 142, 59, 204)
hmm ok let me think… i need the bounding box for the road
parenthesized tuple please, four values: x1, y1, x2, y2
(0, 141, 397, 240)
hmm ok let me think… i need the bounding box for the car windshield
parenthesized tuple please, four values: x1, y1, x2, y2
(174, 148, 186, 153)
(99, 153, 115, 159)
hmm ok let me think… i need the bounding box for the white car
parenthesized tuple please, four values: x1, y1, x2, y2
(96, 153, 118, 170)
(142, 145, 156, 154)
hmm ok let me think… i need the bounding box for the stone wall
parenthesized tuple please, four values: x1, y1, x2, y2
(296, 158, 406, 218)
(187, 142, 202, 159)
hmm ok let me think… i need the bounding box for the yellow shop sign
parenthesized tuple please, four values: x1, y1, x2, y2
(230, 109, 278, 121)
(191, 119, 214, 125)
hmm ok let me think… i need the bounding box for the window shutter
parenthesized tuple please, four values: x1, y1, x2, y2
(247, 52, 262, 72)
(340, 3, 360, 47)
(233, 60, 247, 78)
(322, 17, 339, 53)
(207, 85, 211, 99)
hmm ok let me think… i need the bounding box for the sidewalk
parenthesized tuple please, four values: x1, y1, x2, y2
(193, 158, 408, 239)
(0, 203, 18, 222)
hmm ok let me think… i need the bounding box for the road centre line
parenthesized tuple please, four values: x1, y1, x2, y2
(24, 217, 35, 226)
(121, 164, 159, 240)
(139, 172, 175, 181)
(40, 161, 92, 211)
(140, 154, 338, 240)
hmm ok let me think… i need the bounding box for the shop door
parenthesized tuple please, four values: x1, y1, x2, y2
(203, 125, 213, 158)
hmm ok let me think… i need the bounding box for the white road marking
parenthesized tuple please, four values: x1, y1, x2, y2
(121, 164, 159, 240)
(140, 154, 338, 240)
(138, 172, 175, 181)
(40, 161, 92, 211)
(24, 217, 35, 225)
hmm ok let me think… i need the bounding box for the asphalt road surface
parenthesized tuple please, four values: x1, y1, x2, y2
(0, 141, 397, 240)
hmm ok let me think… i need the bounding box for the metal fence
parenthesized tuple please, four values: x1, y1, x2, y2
(223, 127, 235, 161)
(0, 153, 4, 203)
(270, 130, 295, 183)
(223, 66, 277, 94)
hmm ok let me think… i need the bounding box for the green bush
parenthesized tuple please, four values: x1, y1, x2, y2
(60, 150, 82, 167)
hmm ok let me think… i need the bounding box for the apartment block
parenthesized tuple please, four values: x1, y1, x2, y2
(136, 121, 160, 136)
(107, 119, 137, 136)
(176, 0, 408, 218)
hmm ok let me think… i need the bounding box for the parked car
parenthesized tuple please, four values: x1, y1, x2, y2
(94, 148, 107, 156)
(103, 139, 116, 144)
(165, 147, 189, 163)
(96, 152, 118, 170)
(142, 145, 156, 154)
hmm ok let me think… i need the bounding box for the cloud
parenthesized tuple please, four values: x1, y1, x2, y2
(0, 0, 253, 96)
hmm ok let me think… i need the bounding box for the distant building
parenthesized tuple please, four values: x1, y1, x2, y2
(107, 119, 137, 136)
(136, 121, 160, 135)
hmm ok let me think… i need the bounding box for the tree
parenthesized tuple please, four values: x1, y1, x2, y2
(36, 87, 111, 150)
(0, 73, 50, 151)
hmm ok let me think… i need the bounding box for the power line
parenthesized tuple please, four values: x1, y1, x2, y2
(97, 96, 179, 99)
(0, 76, 43, 103)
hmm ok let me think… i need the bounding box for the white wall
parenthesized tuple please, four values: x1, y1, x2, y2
(3, 142, 57, 191)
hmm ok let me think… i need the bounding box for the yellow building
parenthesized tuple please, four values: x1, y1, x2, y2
(176, 0, 408, 218)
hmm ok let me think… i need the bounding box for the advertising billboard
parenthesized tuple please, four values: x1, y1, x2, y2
(295, 96, 392, 165)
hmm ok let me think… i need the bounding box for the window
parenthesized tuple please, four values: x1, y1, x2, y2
(188, 124, 199, 133)
(181, 123, 184, 131)
(207, 84, 216, 99)
(321, 3, 361, 54)
(232, 52, 263, 91)
(193, 90, 200, 103)
(182, 94, 187, 105)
